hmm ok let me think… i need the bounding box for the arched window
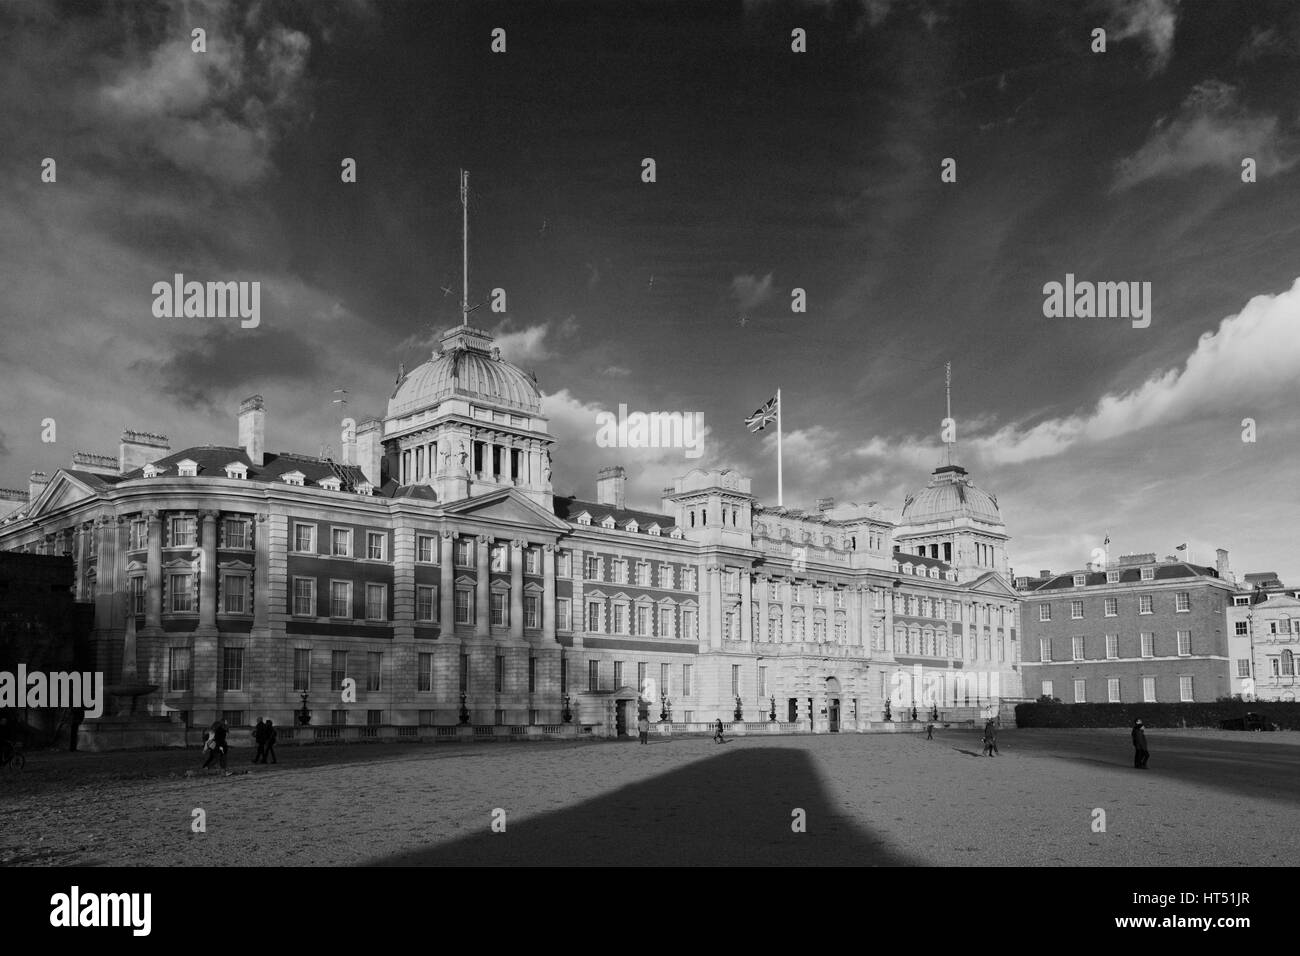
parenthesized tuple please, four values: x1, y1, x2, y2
(1283, 649, 1295, 676)
(689, 511, 695, 527)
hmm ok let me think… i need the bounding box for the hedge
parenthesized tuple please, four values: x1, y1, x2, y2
(1013, 701, 1300, 730)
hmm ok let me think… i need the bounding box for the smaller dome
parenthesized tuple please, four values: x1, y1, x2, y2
(901, 465, 1003, 525)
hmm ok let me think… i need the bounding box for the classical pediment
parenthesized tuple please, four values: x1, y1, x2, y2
(26, 471, 102, 519)
(963, 571, 1021, 598)
(442, 488, 570, 531)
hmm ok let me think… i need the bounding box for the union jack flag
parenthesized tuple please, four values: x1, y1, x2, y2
(745, 395, 779, 432)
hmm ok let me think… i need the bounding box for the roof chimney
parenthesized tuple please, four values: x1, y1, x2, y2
(1038, 570, 1052, 578)
(238, 395, 265, 466)
(28, 470, 48, 504)
(71, 451, 119, 477)
(816, 497, 835, 512)
(1216, 548, 1230, 581)
(597, 465, 626, 509)
(120, 429, 170, 474)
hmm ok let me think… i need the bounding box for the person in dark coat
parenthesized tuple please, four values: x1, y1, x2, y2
(263, 719, 278, 764)
(1131, 719, 1149, 769)
(983, 718, 998, 757)
(202, 719, 228, 770)
(252, 719, 267, 763)
(925, 722, 935, 740)
(713, 718, 726, 744)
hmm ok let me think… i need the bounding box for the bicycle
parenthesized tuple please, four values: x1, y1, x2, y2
(0, 740, 24, 771)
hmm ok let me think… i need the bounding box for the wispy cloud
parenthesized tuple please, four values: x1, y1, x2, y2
(1105, 0, 1180, 74)
(731, 273, 775, 311)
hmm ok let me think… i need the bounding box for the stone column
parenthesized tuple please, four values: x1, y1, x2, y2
(781, 578, 793, 647)
(143, 511, 162, 635)
(757, 574, 769, 644)
(706, 565, 723, 650)
(849, 585, 862, 647)
(197, 510, 218, 636)
(542, 544, 557, 643)
(439, 531, 455, 635)
(475, 534, 490, 637)
(252, 514, 270, 634)
(509, 539, 524, 639)
(502, 443, 513, 485)
(741, 568, 753, 645)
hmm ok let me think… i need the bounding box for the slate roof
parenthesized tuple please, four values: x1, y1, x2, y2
(1022, 563, 1220, 592)
(553, 496, 678, 534)
(119, 446, 369, 492)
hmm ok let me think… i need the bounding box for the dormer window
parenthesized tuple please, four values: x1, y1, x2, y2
(143, 463, 166, 478)
(318, 476, 342, 492)
(576, 512, 592, 526)
(176, 459, 198, 477)
(1106, 570, 1120, 584)
(356, 482, 373, 496)
(647, 523, 661, 536)
(624, 520, 639, 533)
(223, 462, 248, 480)
(929, 568, 938, 578)
(669, 528, 684, 539)
(600, 515, 616, 530)
(1073, 574, 1087, 587)
(281, 470, 305, 487)
(1140, 566, 1155, 581)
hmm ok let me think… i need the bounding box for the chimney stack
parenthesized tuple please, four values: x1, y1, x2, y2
(119, 429, 170, 474)
(354, 419, 383, 486)
(238, 395, 265, 466)
(816, 497, 835, 512)
(1038, 570, 1052, 578)
(28, 470, 48, 504)
(71, 451, 119, 477)
(597, 465, 626, 509)
(1216, 548, 1230, 580)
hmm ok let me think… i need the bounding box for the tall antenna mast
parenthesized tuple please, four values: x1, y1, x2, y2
(460, 169, 469, 326)
(945, 360, 953, 466)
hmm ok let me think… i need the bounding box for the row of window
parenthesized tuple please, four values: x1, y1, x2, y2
(1071, 567, 1169, 586)
(1043, 676, 1194, 703)
(1040, 592, 1194, 621)
(1237, 652, 1299, 678)
(1235, 618, 1300, 636)
(583, 554, 697, 590)
(129, 515, 253, 551)
(132, 573, 250, 615)
(1039, 632, 1194, 661)
(584, 600, 698, 639)
(585, 660, 696, 697)
(761, 580, 846, 607)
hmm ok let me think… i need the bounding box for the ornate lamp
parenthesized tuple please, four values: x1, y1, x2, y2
(458, 693, 470, 725)
(296, 692, 312, 726)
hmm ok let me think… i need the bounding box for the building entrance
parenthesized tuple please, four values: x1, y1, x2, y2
(615, 699, 630, 736)
(788, 698, 798, 722)
(828, 698, 840, 732)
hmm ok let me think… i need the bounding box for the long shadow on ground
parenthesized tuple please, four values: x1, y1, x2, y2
(367, 747, 917, 866)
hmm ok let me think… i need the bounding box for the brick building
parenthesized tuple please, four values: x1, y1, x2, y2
(0, 324, 1022, 736)
(1017, 552, 1236, 704)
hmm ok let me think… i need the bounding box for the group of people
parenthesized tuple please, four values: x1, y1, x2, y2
(199, 718, 278, 769)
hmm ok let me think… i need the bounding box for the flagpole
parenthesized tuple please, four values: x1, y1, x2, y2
(776, 388, 783, 508)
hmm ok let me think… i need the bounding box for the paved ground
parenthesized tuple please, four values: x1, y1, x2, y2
(1, 728, 1296, 866)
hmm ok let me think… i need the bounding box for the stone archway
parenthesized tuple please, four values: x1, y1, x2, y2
(824, 676, 841, 732)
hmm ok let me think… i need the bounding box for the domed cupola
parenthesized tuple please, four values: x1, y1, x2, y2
(388, 325, 543, 420)
(895, 463, 1010, 580)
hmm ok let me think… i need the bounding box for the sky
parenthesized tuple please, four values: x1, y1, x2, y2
(2, 0, 1299, 583)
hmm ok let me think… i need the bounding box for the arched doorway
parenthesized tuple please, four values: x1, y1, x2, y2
(825, 676, 841, 733)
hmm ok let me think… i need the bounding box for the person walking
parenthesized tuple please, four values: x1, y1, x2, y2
(252, 719, 267, 764)
(713, 718, 726, 744)
(637, 715, 650, 745)
(983, 718, 998, 757)
(1131, 719, 1149, 769)
(263, 719, 278, 764)
(202, 719, 228, 770)
(925, 721, 935, 740)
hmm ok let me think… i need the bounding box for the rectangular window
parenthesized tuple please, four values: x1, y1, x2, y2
(1236, 659, 1250, 678)
(660, 663, 670, 697)
(683, 568, 697, 591)
(293, 648, 311, 692)
(529, 656, 537, 693)
(170, 515, 196, 548)
(585, 555, 600, 580)
(524, 594, 540, 629)
(557, 551, 571, 577)
(637, 662, 647, 694)
(332, 528, 352, 558)
(490, 592, 507, 627)
(613, 604, 626, 634)
(731, 664, 740, 697)
(588, 660, 599, 692)
(557, 597, 571, 631)
(791, 583, 803, 603)
(1139, 595, 1152, 614)
(130, 520, 147, 550)
(1070, 600, 1083, 619)
(169, 573, 194, 613)
(1106, 570, 1120, 584)
(613, 661, 624, 687)
(635, 605, 650, 636)
(496, 655, 505, 693)
(455, 588, 471, 624)
(560, 656, 568, 693)
(1234, 621, 1248, 635)
(1177, 630, 1191, 656)
(1072, 636, 1084, 661)
(1104, 597, 1118, 617)
(1073, 574, 1087, 587)
(331, 710, 347, 726)
(1142, 676, 1157, 702)
(221, 647, 243, 691)
(1039, 604, 1051, 622)
(587, 601, 602, 633)
(1106, 634, 1118, 659)
(367, 531, 386, 560)
(293, 577, 315, 616)
(130, 576, 145, 615)
(367, 652, 382, 692)
(222, 575, 248, 614)
(660, 565, 673, 589)
(169, 648, 192, 691)
(1073, 679, 1086, 703)
(417, 534, 434, 563)
(1039, 638, 1051, 662)
(455, 538, 472, 567)
(222, 711, 245, 727)
(1179, 675, 1194, 702)
(1041, 680, 1053, 699)
(1108, 678, 1121, 702)
(294, 523, 316, 553)
(526, 548, 540, 575)
(1140, 567, 1154, 581)
(1175, 592, 1190, 612)
(416, 585, 436, 622)
(459, 654, 469, 693)
(367, 710, 382, 726)
(683, 663, 693, 697)
(1140, 632, 1154, 657)
(223, 518, 248, 550)
(681, 609, 697, 640)
(759, 666, 767, 699)
(418, 653, 434, 692)
(330, 651, 348, 691)
(330, 581, 352, 619)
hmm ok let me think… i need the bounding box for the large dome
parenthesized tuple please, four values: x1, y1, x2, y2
(387, 325, 542, 419)
(901, 465, 1003, 525)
